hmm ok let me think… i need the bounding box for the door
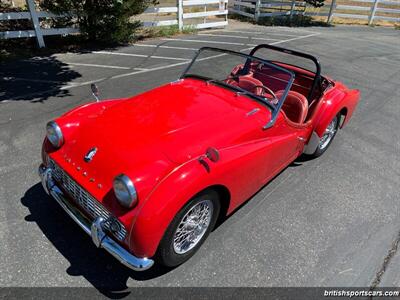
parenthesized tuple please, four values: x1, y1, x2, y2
(259, 115, 306, 184)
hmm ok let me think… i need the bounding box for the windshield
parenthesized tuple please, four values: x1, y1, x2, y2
(181, 47, 294, 115)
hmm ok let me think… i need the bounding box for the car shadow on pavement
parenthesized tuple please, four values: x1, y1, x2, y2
(21, 183, 171, 297)
(0, 56, 81, 102)
(294, 153, 315, 163)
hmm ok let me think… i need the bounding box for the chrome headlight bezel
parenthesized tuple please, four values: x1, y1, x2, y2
(113, 174, 138, 208)
(46, 121, 64, 148)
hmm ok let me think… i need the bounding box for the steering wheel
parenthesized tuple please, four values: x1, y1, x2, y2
(225, 75, 279, 105)
(226, 75, 240, 81)
(254, 85, 279, 104)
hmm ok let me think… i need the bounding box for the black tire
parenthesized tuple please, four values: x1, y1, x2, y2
(311, 114, 340, 158)
(156, 189, 220, 267)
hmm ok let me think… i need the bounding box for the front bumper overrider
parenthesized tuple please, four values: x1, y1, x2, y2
(38, 164, 154, 271)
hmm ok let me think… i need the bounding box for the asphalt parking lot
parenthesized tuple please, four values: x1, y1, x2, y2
(1, 20, 400, 293)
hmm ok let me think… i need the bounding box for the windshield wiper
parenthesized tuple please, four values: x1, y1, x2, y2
(206, 79, 220, 85)
(234, 89, 251, 97)
(233, 88, 273, 108)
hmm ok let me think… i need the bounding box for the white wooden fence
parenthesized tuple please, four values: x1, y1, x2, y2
(328, 0, 400, 24)
(0, 0, 228, 48)
(142, 5, 179, 28)
(0, 0, 78, 48)
(230, 0, 400, 23)
(142, 0, 228, 29)
(2, 0, 398, 48)
(230, 0, 307, 21)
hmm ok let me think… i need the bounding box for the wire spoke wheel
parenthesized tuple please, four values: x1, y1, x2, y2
(173, 199, 213, 254)
(157, 190, 220, 267)
(319, 116, 338, 150)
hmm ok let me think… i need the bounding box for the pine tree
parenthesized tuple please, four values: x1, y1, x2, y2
(40, 0, 158, 43)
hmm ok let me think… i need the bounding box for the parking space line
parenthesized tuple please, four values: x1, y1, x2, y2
(109, 61, 189, 80)
(270, 32, 320, 46)
(151, 55, 190, 61)
(93, 51, 190, 61)
(97, 33, 320, 82)
(161, 38, 257, 47)
(3, 77, 69, 84)
(237, 32, 320, 53)
(133, 67, 150, 71)
(265, 27, 318, 35)
(67, 62, 149, 71)
(60, 78, 107, 90)
(197, 33, 280, 41)
(67, 62, 131, 70)
(2, 31, 319, 101)
(107, 52, 227, 81)
(133, 44, 198, 51)
(201, 29, 301, 37)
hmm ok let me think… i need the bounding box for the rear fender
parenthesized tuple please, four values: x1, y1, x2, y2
(304, 84, 359, 155)
(315, 86, 360, 137)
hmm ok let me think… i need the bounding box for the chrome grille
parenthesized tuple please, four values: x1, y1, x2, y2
(49, 159, 127, 241)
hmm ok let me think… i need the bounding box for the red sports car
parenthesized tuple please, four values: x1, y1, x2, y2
(39, 45, 360, 271)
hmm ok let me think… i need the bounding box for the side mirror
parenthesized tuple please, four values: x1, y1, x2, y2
(91, 84, 100, 102)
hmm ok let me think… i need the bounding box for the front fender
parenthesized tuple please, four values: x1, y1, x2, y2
(128, 158, 214, 258)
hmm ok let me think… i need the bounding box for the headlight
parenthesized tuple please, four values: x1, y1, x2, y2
(113, 174, 137, 208)
(46, 121, 64, 148)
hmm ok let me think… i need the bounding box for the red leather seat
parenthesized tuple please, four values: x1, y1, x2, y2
(230, 64, 245, 76)
(225, 75, 264, 96)
(276, 90, 308, 124)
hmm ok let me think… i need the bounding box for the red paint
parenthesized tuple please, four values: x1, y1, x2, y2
(42, 73, 359, 258)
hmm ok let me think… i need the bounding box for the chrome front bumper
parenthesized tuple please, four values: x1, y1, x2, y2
(38, 164, 154, 271)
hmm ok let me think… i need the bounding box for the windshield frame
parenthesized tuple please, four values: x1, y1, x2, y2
(180, 47, 295, 129)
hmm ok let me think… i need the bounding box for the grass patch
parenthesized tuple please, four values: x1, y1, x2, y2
(137, 24, 197, 39)
(258, 15, 332, 27)
(228, 14, 254, 23)
(229, 14, 332, 27)
(146, 24, 181, 37)
(182, 25, 197, 34)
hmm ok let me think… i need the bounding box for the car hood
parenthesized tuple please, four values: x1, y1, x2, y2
(53, 78, 270, 212)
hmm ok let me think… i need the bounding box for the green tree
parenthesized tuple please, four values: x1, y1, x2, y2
(40, 0, 157, 43)
(304, 0, 325, 8)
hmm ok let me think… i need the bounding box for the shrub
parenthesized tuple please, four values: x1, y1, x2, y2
(0, 2, 37, 62)
(40, 0, 158, 44)
(304, 0, 325, 8)
(0, 2, 31, 32)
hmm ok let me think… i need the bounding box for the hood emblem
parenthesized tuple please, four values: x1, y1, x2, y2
(84, 147, 97, 163)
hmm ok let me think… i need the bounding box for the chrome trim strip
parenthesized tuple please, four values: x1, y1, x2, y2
(39, 165, 51, 195)
(339, 113, 346, 128)
(38, 164, 154, 271)
(246, 108, 260, 117)
(303, 131, 320, 155)
(91, 217, 105, 247)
